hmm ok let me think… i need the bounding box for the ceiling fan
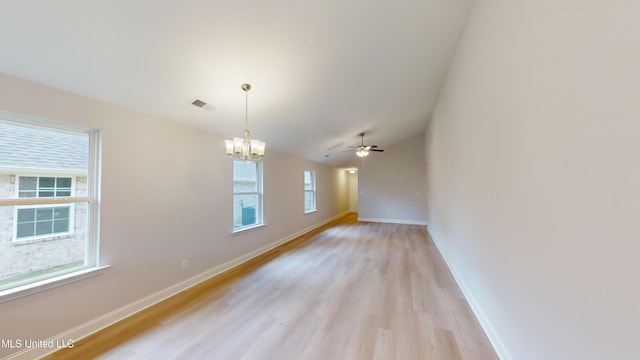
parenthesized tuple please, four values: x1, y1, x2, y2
(349, 132, 384, 157)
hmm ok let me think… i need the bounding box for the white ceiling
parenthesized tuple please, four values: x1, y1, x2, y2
(0, 0, 472, 166)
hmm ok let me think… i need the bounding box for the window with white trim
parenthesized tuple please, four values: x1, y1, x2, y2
(304, 170, 316, 213)
(232, 160, 263, 230)
(0, 112, 101, 293)
(15, 176, 75, 240)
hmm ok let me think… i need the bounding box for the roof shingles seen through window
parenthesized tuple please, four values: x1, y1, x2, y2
(0, 123, 88, 172)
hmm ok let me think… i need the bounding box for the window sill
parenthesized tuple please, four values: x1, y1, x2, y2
(0, 265, 111, 304)
(232, 223, 266, 235)
(304, 210, 317, 214)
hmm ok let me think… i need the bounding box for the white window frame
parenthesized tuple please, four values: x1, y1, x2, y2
(232, 160, 264, 232)
(0, 111, 106, 302)
(13, 203, 76, 243)
(304, 170, 317, 214)
(17, 175, 75, 198)
(13, 175, 77, 242)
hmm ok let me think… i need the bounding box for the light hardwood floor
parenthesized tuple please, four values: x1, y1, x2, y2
(45, 214, 498, 360)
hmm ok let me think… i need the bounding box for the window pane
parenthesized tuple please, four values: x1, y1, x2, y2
(55, 177, 72, 197)
(234, 161, 257, 176)
(35, 220, 53, 236)
(56, 177, 72, 188)
(233, 161, 257, 192)
(304, 170, 314, 190)
(17, 208, 35, 222)
(16, 223, 34, 238)
(304, 171, 312, 187)
(38, 177, 55, 197)
(233, 194, 258, 227)
(53, 219, 69, 233)
(54, 207, 70, 219)
(18, 191, 37, 198)
(19, 177, 37, 191)
(39, 177, 55, 188)
(36, 208, 53, 221)
(18, 177, 38, 198)
(305, 191, 315, 211)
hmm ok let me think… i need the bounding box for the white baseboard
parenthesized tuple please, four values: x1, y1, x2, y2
(358, 217, 428, 226)
(427, 228, 512, 360)
(2, 212, 347, 360)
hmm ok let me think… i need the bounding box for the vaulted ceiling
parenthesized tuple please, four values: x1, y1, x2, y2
(0, 0, 472, 166)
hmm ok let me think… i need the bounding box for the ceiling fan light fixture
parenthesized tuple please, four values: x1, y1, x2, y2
(225, 83, 265, 161)
(352, 132, 382, 158)
(356, 149, 369, 157)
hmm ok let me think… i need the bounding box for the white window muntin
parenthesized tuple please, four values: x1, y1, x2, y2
(12, 203, 76, 242)
(16, 175, 75, 198)
(11, 172, 79, 242)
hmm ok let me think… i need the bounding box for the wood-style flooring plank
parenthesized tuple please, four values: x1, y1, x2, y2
(44, 214, 497, 360)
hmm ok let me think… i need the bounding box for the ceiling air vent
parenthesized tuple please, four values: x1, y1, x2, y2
(190, 98, 215, 111)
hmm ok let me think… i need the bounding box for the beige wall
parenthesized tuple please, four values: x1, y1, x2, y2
(345, 133, 427, 224)
(347, 172, 358, 213)
(0, 73, 347, 358)
(426, 0, 640, 359)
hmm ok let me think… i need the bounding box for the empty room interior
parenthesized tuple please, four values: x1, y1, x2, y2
(1, 1, 639, 359)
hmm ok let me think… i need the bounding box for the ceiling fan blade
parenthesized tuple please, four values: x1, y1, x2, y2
(369, 145, 379, 148)
(370, 149, 384, 152)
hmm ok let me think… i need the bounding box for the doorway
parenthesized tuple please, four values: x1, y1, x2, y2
(347, 170, 358, 213)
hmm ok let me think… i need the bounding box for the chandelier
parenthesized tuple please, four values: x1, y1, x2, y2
(225, 83, 266, 161)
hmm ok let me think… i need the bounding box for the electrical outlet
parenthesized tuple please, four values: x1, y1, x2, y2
(181, 260, 188, 270)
